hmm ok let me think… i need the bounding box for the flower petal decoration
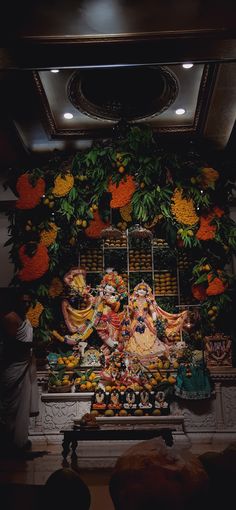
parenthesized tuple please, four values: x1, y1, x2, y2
(40, 222, 58, 247)
(18, 243, 49, 281)
(171, 188, 198, 226)
(26, 301, 44, 327)
(206, 273, 227, 296)
(85, 210, 110, 238)
(108, 175, 136, 208)
(16, 174, 45, 209)
(52, 173, 74, 197)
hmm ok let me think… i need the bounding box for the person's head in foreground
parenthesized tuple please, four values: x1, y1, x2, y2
(109, 438, 209, 510)
(44, 468, 91, 510)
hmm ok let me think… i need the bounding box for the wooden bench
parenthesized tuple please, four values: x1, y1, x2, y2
(60, 426, 174, 460)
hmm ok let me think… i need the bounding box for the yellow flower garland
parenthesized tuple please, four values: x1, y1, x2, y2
(40, 222, 58, 247)
(171, 188, 198, 226)
(27, 302, 44, 327)
(52, 173, 74, 197)
(49, 277, 64, 297)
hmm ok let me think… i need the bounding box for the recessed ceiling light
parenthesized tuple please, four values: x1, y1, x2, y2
(182, 63, 193, 69)
(175, 108, 186, 115)
(64, 113, 73, 119)
(50, 69, 59, 73)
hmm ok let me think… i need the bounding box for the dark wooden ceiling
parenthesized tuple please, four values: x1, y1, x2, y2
(0, 0, 236, 172)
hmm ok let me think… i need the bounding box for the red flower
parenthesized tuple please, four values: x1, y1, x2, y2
(16, 173, 45, 209)
(18, 243, 49, 281)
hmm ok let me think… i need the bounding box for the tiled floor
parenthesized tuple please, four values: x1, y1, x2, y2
(0, 438, 231, 510)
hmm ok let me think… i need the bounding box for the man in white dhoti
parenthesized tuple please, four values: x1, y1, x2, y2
(0, 291, 39, 453)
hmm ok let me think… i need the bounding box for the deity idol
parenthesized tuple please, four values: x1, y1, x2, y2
(123, 281, 188, 360)
(61, 267, 127, 352)
(95, 269, 127, 351)
(123, 282, 169, 359)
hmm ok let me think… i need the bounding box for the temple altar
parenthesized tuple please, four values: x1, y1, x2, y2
(29, 367, 236, 467)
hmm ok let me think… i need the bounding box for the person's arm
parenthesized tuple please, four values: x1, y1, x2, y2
(2, 312, 22, 338)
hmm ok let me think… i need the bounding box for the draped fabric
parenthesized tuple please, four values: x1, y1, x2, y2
(0, 319, 39, 449)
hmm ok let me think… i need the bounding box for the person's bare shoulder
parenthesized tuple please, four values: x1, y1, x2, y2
(2, 311, 22, 337)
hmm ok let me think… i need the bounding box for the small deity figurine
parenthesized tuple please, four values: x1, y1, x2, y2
(92, 388, 107, 410)
(154, 390, 169, 415)
(123, 282, 169, 359)
(123, 388, 137, 410)
(108, 389, 122, 410)
(138, 389, 153, 410)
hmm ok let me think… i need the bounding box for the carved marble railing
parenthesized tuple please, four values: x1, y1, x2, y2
(30, 368, 236, 447)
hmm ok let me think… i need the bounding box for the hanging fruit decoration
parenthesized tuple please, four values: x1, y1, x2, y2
(108, 175, 136, 208)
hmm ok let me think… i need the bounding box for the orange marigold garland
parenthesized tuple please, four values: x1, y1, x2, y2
(206, 272, 227, 296)
(108, 175, 136, 208)
(16, 173, 45, 209)
(196, 215, 216, 241)
(85, 210, 110, 239)
(18, 243, 49, 281)
(196, 207, 224, 241)
(26, 301, 44, 327)
(171, 188, 198, 226)
(49, 277, 64, 297)
(40, 222, 58, 247)
(52, 173, 74, 197)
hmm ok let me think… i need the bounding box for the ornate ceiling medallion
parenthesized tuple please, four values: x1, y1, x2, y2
(67, 66, 179, 121)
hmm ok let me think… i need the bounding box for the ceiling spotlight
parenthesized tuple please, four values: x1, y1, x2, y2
(175, 108, 186, 115)
(51, 69, 59, 73)
(64, 113, 74, 119)
(182, 63, 193, 69)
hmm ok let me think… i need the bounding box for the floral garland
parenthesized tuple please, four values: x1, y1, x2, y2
(40, 222, 58, 247)
(52, 173, 74, 197)
(108, 175, 136, 208)
(85, 210, 110, 238)
(16, 174, 45, 209)
(196, 215, 216, 241)
(206, 272, 227, 296)
(18, 243, 49, 281)
(27, 301, 44, 327)
(196, 207, 224, 241)
(171, 188, 198, 226)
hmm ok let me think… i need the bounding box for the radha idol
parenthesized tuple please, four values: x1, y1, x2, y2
(123, 281, 187, 360)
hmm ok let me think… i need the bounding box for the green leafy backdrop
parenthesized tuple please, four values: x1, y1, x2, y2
(4, 126, 236, 356)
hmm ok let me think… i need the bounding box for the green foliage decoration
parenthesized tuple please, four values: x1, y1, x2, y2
(4, 125, 236, 353)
